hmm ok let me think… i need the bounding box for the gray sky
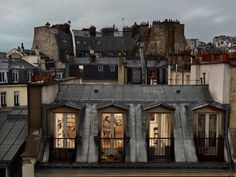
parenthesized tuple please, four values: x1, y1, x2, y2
(0, 0, 235, 51)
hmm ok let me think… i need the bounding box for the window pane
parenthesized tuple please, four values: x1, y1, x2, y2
(55, 113, 64, 148)
(66, 114, 76, 148)
(198, 114, 206, 138)
(66, 114, 76, 138)
(209, 114, 217, 138)
(149, 113, 158, 139)
(149, 113, 171, 139)
(102, 113, 111, 138)
(160, 114, 171, 138)
(114, 114, 123, 138)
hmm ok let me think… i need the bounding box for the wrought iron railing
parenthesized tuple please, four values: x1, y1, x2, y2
(48, 137, 77, 162)
(99, 138, 125, 163)
(148, 137, 174, 161)
(195, 137, 224, 161)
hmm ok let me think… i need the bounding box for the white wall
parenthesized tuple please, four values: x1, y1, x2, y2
(41, 84, 58, 104)
(168, 66, 191, 85)
(23, 56, 46, 70)
(190, 63, 231, 104)
(0, 84, 27, 108)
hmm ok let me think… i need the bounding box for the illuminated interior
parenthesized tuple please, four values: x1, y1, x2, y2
(54, 113, 76, 149)
(149, 113, 171, 140)
(100, 113, 124, 162)
(149, 113, 171, 156)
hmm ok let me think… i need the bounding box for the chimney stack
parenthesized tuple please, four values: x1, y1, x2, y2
(89, 26, 96, 36)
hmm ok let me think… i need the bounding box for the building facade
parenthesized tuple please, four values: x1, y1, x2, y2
(22, 83, 234, 177)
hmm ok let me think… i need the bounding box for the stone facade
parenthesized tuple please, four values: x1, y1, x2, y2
(32, 26, 59, 60)
(146, 21, 187, 57)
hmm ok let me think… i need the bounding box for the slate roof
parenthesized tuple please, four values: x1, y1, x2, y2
(75, 35, 139, 52)
(0, 107, 28, 163)
(48, 28, 74, 61)
(0, 58, 36, 70)
(43, 84, 230, 165)
(56, 84, 213, 103)
(74, 57, 119, 65)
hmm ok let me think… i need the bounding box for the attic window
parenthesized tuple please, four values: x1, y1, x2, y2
(176, 90, 181, 94)
(98, 65, 103, 72)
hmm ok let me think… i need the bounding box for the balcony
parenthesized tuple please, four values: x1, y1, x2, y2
(195, 137, 224, 161)
(47, 137, 77, 162)
(148, 138, 174, 161)
(99, 138, 125, 163)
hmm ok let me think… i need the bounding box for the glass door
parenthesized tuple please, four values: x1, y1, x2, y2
(55, 113, 76, 149)
(100, 113, 124, 162)
(149, 113, 171, 159)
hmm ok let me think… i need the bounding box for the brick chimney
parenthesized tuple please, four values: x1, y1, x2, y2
(89, 25, 96, 36)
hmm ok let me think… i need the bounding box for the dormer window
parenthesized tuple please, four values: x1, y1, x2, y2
(27, 71, 33, 82)
(54, 113, 76, 149)
(194, 107, 224, 161)
(0, 72, 6, 83)
(148, 112, 173, 161)
(98, 105, 127, 163)
(110, 65, 115, 72)
(145, 105, 175, 161)
(98, 65, 103, 72)
(12, 71, 18, 83)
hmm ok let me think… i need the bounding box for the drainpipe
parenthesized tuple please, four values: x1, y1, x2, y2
(202, 72, 206, 85)
(138, 42, 146, 84)
(69, 23, 76, 58)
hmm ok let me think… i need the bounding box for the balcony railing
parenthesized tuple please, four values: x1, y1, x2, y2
(99, 138, 125, 163)
(195, 137, 224, 161)
(148, 137, 174, 161)
(48, 137, 77, 162)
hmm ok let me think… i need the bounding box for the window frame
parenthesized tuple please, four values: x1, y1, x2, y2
(53, 112, 78, 149)
(109, 65, 116, 72)
(98, 106, 127, 163)
(145, 106, 175, 161)
(14, 91, 19, 106)
(195, 111, 222, 138)
(0, 71, 6, 83)
(98, 65, 104, 72)
(27, 71, 33, 82)
(0, 92, 7, 107)
(12, 70, 19, 83)
(148, 112, 172, 139)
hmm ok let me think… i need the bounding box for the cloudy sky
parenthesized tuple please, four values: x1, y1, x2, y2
(0, 0, 235, 51)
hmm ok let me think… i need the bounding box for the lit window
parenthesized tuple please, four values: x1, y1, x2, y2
(110, 65, 115, 72)
(98, 65, 103, 72)
(148, 113, 173, 160)
(100, 113, 124, 162)
(54, 113, 76, 149)
(0, 92, 6, 107)
(14, 91, 19, 106)
(0, 72, 6, 83)
(12, 71, 18, 83)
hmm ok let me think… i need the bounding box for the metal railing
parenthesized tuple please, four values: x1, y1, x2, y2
(195, 137, 224, 161)
(148, 137, 174, 161)
(48, 137, 77, 162)
(99, 138, 125, 163)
